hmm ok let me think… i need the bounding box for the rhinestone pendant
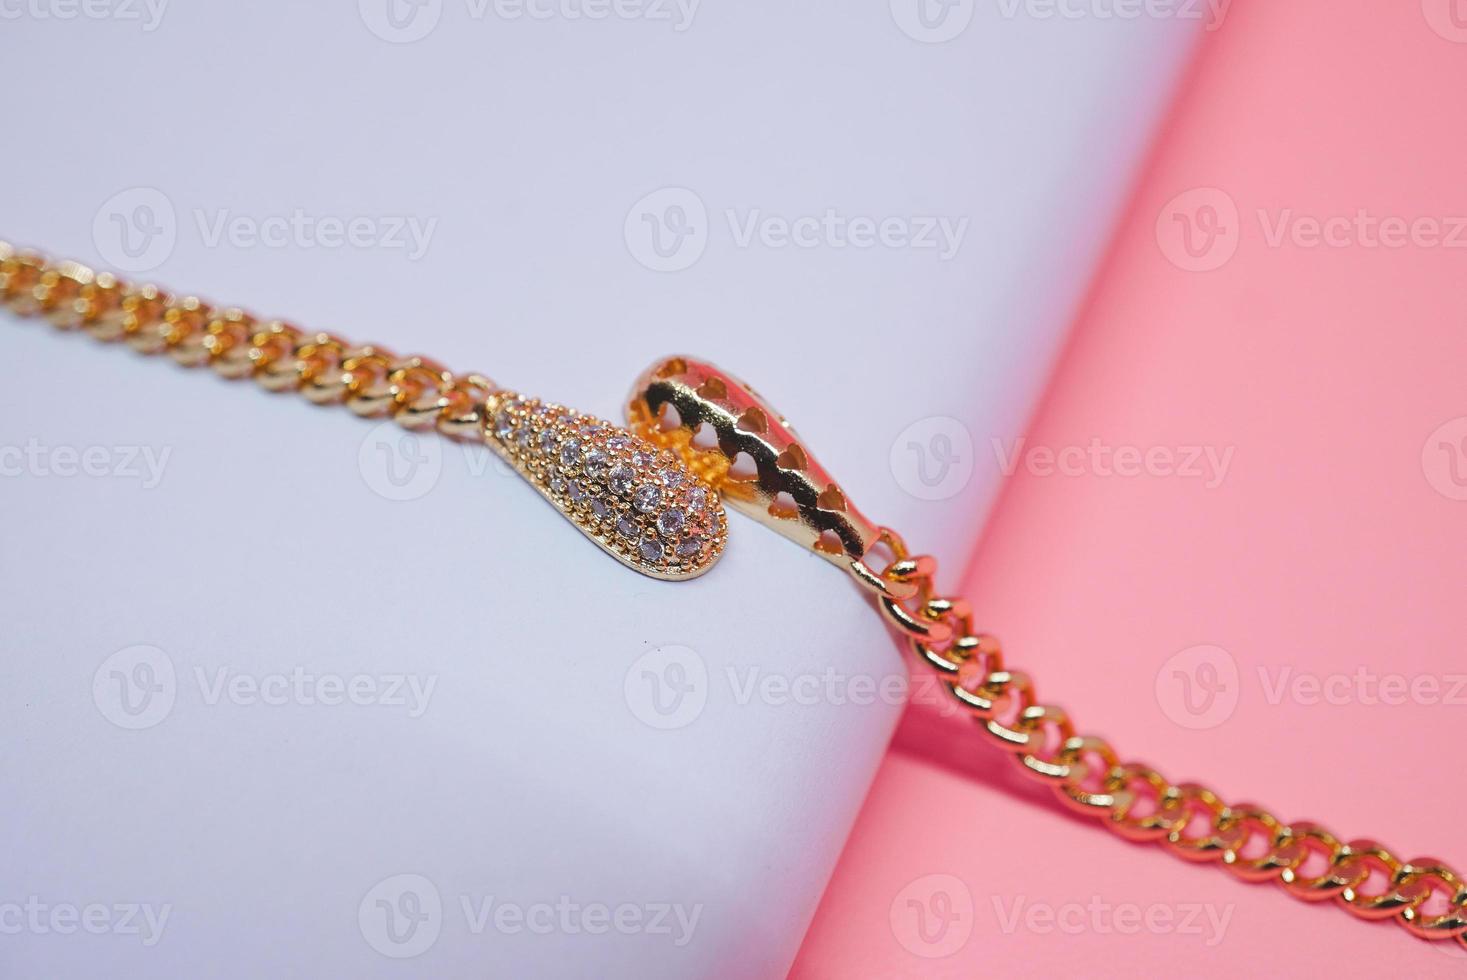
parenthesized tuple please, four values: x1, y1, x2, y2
(485, 392, 726, 580)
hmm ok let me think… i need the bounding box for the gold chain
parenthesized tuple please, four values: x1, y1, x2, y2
(0, 242, 498, 435)
(6, 243, 1463, 948)
(868, 525, 1467, 947)
(0, 242, 728, 579)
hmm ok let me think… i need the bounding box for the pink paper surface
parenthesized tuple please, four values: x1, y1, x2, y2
(793, 1, 1467, 975)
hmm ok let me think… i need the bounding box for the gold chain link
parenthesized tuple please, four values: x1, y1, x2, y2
(867, 523, 1467, 948)
(7, 243, 1463, 948)
(0, 242, 498, 438)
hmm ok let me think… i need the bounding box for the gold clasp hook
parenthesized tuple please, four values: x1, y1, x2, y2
(626, 355, 917, 601)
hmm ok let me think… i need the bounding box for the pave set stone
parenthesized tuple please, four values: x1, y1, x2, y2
(488, 394, 725, 572)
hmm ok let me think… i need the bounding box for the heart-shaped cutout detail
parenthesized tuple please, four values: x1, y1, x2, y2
(735, 406, 767, 435)
(816, 485, 846, 512)
(696, 377, 727, 401)
(775, 444, 808, 472)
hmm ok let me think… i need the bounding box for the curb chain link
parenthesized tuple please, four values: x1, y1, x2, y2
(869, 524, 1467, 948)
(0, 243, 496, 437)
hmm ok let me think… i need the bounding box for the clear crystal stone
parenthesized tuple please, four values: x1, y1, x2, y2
(514, 427, 530, 446)
(676, 537, 703, 559)
(639, 537, 664, 563)
(607, 435, 630, 453)
(633, 484, 662, 513)
(689, 487, 708, 511)
(584, 451, 610, 480)
(494, 411, 514, 438)
(550, 476, 567, 495)
(632, 451, 653, 468)
(568, 480, 586, 503)
(591, 497, 610, 519)
(617, 516, 639, 539)
(660, 469, 684, 488)
(657, 508, 685, 536)
(609, 465, 635, 495)
(537, 428, 557, 452)
(559, 439, 582, 469)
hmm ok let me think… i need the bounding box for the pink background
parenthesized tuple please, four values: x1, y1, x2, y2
(794, 1, 1467, 976)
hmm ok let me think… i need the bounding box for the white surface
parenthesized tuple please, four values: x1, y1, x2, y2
(0, 3, 1197, 977)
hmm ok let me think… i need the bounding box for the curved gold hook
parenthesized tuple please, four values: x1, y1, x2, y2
(626, 355, 916, 601)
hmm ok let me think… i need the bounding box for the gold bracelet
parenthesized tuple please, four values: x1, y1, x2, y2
(4, 241, 1463, 949)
